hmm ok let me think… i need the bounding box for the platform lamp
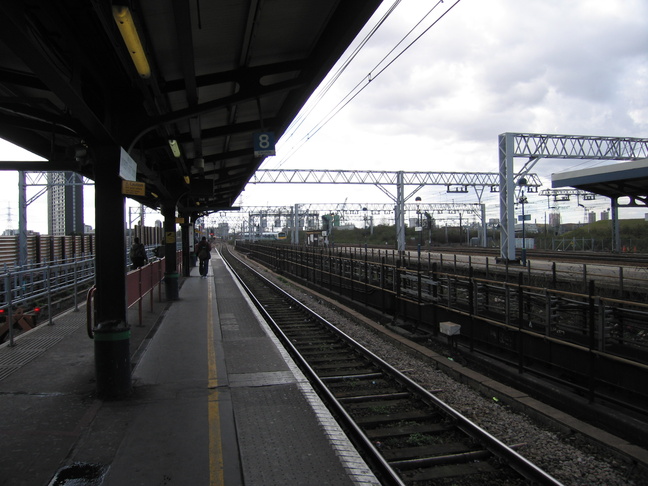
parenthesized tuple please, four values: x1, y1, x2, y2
(113, 6, 151, 79)
(168, 139, 181, 158)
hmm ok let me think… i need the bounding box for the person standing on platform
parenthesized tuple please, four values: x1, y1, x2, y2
(129, 237, 148, 270)
(196, 236, 212, 278)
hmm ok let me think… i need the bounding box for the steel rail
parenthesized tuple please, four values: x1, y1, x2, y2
(222, 247, 564, 485)
(221, 249, 405, 486)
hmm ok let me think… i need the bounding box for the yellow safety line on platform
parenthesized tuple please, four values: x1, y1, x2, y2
(207, 277, 224, 485)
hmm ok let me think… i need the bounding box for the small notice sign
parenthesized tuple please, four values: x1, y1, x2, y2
(166, 231, 176, 243)
(122, 180, 145, 196)
(118, 147, 137, 181)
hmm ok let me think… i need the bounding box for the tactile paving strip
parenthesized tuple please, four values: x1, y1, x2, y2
(0, 317, 82, 382)
(0, 347, 45, 367)
(10, 336, 64, 350)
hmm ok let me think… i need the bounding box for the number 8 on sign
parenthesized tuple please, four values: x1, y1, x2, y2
(258, 133, 270, 149)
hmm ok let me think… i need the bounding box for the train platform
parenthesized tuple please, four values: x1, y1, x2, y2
(0, 252, 379, 486)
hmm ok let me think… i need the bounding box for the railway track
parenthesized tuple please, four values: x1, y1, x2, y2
(221, 247, 562, 485)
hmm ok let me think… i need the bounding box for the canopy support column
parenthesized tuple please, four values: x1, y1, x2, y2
(93, 144, 130, 399)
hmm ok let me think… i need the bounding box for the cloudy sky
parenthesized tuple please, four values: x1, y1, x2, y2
(239, 0, 648, 228)
(1, 0, 647, 234)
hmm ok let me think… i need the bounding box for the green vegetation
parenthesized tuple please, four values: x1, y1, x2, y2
(285, 218, 648, 252)
(406, 432, 438, 446)
(296, 224, 471, 248)
(534, 218, 648, 252)
(367, 404, 391, 415)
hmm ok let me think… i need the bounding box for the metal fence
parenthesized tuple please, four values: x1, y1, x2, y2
(1, 255, 95, 345)
(0, 247, 181, 345)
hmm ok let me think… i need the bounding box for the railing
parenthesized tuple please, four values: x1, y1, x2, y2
(126, 259, 165, 326)
(2, 249, 183, 345)
(1, 255, 95, 346)
(87, 250, 182, 333)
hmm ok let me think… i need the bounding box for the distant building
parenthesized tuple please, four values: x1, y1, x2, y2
(216, 223, 229, 238)
(48, 172, 84, 235)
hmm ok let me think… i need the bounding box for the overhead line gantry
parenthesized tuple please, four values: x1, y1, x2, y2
(212, 202, 485, 244)
(499, 132, 648, 261)
(250, 169, 542, 252)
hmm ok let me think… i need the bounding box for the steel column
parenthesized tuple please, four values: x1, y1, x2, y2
(162, 201, 179, 300)
(480, 203, 487, 247)
(180, 219, 191, 277)
(18, 171, 27, 267)
(499, 133, 516, 261)
(611, 198, 620, 253)
(395, 171, 405, 254)
(93, 144, 130, 399)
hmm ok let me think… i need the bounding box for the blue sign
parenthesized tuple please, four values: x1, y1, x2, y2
(253, 132, 276, 157)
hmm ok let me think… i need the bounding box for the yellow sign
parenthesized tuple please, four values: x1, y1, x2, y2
(166, 231, 176, 243)
(176, 217, 185, 224)
(121, 180, 145, 196)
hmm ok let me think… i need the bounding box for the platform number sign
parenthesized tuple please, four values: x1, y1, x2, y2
(253, 131, 276, 157)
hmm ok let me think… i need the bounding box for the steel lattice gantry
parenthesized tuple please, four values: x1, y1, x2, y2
(12, 171, 93, 265)
(498, 132, 648, 261)
(251, 169, 542, 251)
(251, 169, 530, 187)
(539, 188, 598, 200)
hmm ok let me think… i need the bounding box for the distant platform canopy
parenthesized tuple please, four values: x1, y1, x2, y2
(551, 158, 648, 205)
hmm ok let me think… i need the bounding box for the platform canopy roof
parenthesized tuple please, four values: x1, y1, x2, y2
(552, 158, 648, 204)
(0, 0, 383, 215)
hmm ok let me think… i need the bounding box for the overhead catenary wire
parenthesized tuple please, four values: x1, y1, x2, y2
(283, 0, 404, 142)
(275, 0, 463, 168)
(278, 0, 449, 166)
